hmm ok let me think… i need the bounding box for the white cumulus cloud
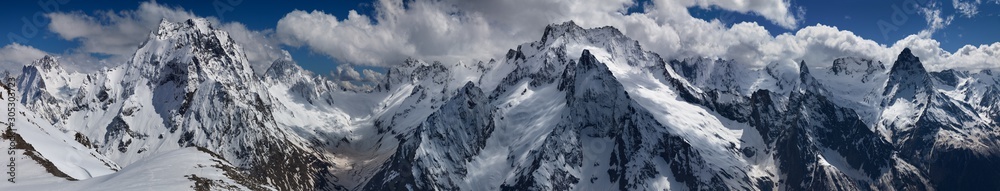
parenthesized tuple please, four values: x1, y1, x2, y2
(945, 43, 1000, 71)
(23, 0, 1000, 77)
(0, 43, 49, 73)
(46, 2, 202, 57)
(362, 69, 386, 83)
(332, 64, 363, 82)
(45, 1, 286, 73)
(275, 0, 805, 67)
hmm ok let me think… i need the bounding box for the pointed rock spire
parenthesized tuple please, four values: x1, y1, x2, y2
(883, 48, 932, 104)
(798, 60, 825, 94)
(889, 48, 926, 74)
(799, 60, 811, 77)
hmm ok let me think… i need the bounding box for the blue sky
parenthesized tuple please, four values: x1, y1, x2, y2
(686, 0, 1000, 51)
(1, 0, 998, 75)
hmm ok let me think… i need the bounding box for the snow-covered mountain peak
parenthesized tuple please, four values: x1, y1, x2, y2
(807, 57, 890, 125)
(15, 55, 79, 124)
(795, 60, 829, 95)
(401, 57, 426, 67)
(540, 21, 586, 43)
(797, 60, 815, 82)
(19, 55, 67, 85)
(384, 59, 451, 89)
(264, 58, 304, 79)
(561, 49, 633, 108)
(153, 18, 217, 39)
(130, 18, 256, 90)
(27, 55, 62, 72)
(484, 20, 660, 98)
(262, 58, 331, 91)
(534, 21, 640, 63)
(798, 60, 810, 75)
(883, 48, 932, 105)
(575, 50, 604, 71)
(888, 48, 925, 74)
(542, 21, 627, 43)
(561, 50, 619, 91)
(19, 55, 70, 85)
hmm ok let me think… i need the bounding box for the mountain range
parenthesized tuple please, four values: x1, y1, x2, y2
(1, 18, 998, 190)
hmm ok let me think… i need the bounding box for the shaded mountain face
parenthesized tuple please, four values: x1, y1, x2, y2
(883, 48, 933, 106)
(7, 20, 1000, 191)
(879, 49, 1000, 190)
